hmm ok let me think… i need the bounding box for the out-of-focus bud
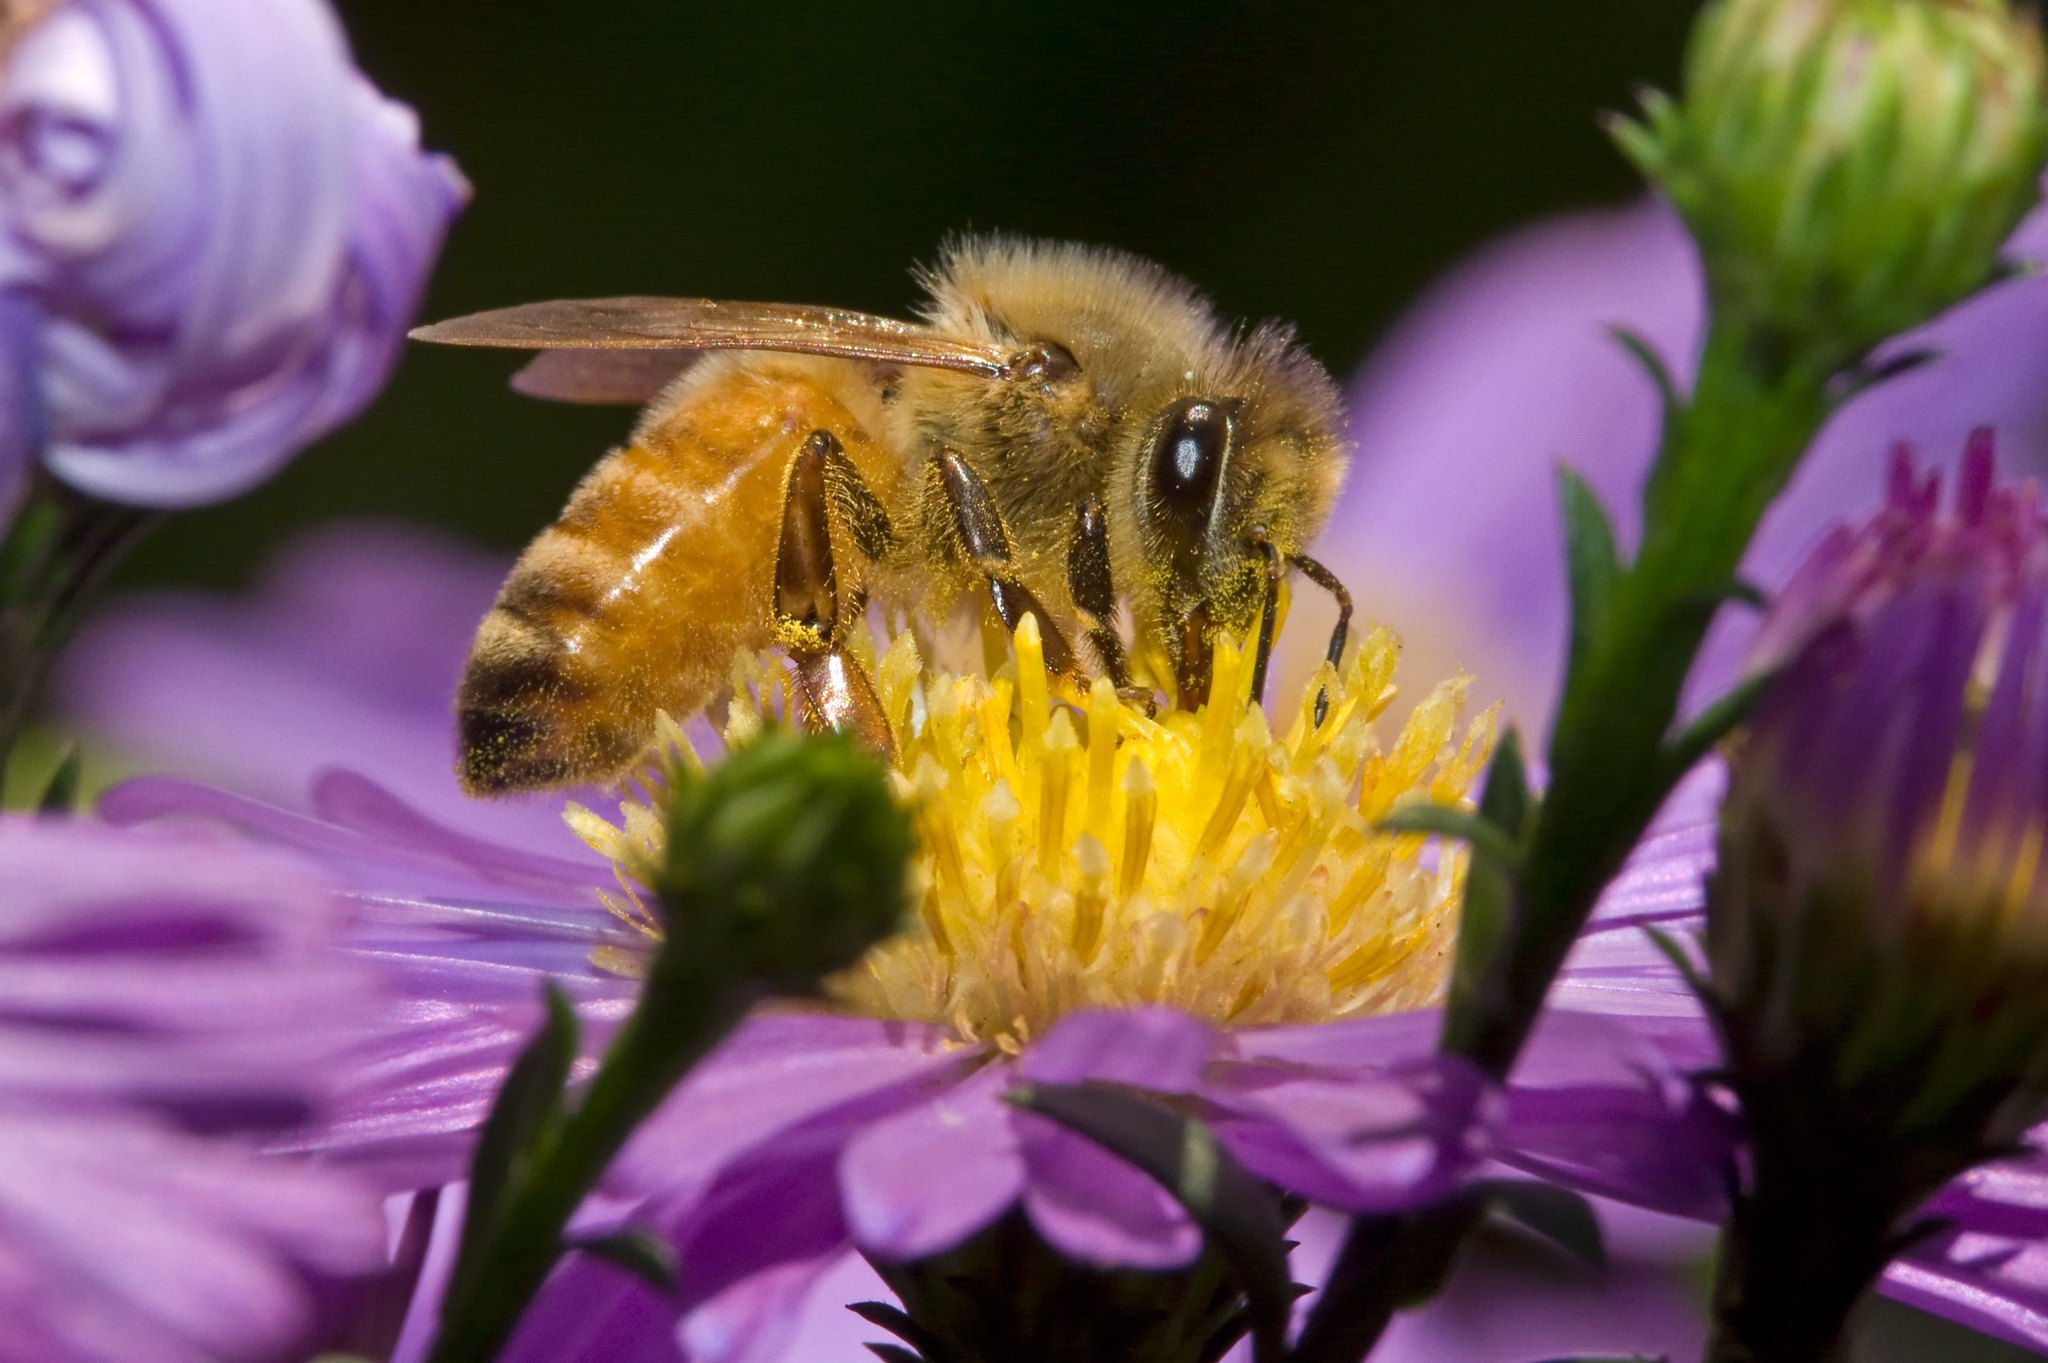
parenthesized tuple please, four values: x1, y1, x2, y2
(1704, 431, 2048, 1362)
(1612, 0, 2048, 365)
(0, 0, 467, 511)
(651, 729, 913, 992)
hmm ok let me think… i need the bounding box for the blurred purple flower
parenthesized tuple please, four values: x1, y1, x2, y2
(0, 0, 466, 518)
(0, 812, 390, 1362)
(1323, 193, 2048, 740)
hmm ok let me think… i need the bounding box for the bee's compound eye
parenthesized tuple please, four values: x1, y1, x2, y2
(1147, 397, 1231, 531)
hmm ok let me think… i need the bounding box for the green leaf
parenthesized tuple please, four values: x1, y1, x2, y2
(1557, 467, 1622, 673)
(447, 982, 579, 1305)
(572, 1227, 678, 1292)
(1608, 326, 1682, 443)
(1005, 1082, 1293, 1363)
(1438, 730, 1534, 1057)
(35, 744, 79, 816)
(1474, 1180, 1607, 1267)
(848, 1300, 938, 1357)
(864, 1347, 924, 1363)
(1376, 803, 1523, 874)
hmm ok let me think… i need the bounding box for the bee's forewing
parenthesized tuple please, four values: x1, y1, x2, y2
(411, 297, 1012, 378)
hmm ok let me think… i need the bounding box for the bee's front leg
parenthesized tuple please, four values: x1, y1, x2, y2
(1066, 495, 1156, 714)
(929, 449, 1084, 684)
(774, 430, 895, 759)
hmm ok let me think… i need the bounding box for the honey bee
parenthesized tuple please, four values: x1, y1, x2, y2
(413, 236, 1354, 794)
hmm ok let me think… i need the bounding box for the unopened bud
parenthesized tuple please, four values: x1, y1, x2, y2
(654, 729, 911, 990)
(1613, 0, 2048, 364)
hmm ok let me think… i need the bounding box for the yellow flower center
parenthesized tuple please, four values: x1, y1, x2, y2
(569, 618, 1496, 1049)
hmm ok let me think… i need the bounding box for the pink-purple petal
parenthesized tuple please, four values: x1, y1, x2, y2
(1016, 1110, 1203, 1270)
(839, 1067, 1024, 1261)
(1017, 1005, 1217, 1091)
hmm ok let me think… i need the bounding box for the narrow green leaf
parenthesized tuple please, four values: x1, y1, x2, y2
(572, 1227, 678, 1292)
(864, 1346, 924, 1363)
(35, 745, 79, 815)
(1836, 346, 1938, 401)
(1557, 466, 1622, 672)
(1376, 803, 1523, 874)
(1659, 668, 1770, 786)
(447, 982, 579, 1304)
(1437, 732, 1534, 1058)
(1477, 726, 1532, 840)
(1474, 1180, 1607, 1267)
(1006, 1083, 1292, 1363)
(1644, 925, 1711, 1000)
(847, 1300, 943, 1361)
(1607, 326, 1682, 434)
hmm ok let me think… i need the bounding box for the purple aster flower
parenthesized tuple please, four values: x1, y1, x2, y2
(0, 0, 466, 516)
(0, 811, 393, 1362)
(1697, 434, 2048, 1361)
(90, 722, 1724, 1363)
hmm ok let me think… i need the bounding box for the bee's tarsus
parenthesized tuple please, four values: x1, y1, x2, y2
(789, 643, 897, 762)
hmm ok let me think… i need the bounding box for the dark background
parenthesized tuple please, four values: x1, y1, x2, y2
(120, 0, 1706, 590)
(91, 4, 2038, 1357)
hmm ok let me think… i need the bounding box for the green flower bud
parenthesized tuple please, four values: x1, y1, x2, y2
(653, 728, 912, 990)
(1612, 0, 2047, 365)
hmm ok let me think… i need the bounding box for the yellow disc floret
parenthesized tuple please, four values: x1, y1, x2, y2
(569, 618, 1496, 1050)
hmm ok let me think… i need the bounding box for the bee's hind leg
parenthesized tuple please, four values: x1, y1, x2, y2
(775, 430, 896, 759)
(1067, 495, 1155, 714)
(930, 450, 1085, 685)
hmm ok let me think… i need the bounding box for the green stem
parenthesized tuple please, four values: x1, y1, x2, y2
(1459, 321, 1833, 1082)
(1291, 322, 1839, 1363)
(426, 960, 750, 1363)
(0, 476, 157, 780)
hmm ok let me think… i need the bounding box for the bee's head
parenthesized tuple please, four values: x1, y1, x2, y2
(1128, 322, 1347, 705)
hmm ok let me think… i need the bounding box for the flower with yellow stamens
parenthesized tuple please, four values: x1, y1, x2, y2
(571, 615, 1495, 1052)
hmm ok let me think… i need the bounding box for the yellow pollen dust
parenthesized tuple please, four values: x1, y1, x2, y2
(568, 619, 1497, 1049)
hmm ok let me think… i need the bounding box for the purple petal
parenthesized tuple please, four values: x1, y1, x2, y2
(1018, 1005, 1217, 1091)
(839, 1067, 1024, 1261)
(493, 1252, 681, 1363)
(0, 814, 377, 1122)
(1876, 1144, 2048, 1353)
(609, 1014, 968, 1204)
(0, 0, 463, 506)
(1226, 1006, 1440, 1069)
(1016, 1110, 1202, 1269)
(0, 1109, 387, 1363)
(1204, 1057, 1495, 1214)
(677, 1254, 845, 1363)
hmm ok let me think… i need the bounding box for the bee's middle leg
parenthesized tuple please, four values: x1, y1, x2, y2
(930, 450, 1083, 682)
(774, 430, 895, 758)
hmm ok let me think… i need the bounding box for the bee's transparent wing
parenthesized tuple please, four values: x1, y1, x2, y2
(411, 296, 1013, 402)
(507, 349, 702, 405)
